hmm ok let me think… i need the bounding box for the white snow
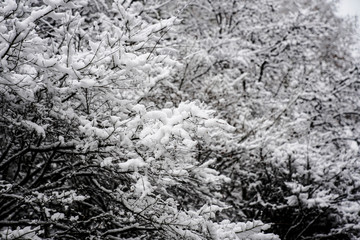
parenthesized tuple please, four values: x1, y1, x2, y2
(0, 0, 17, 15)
(22, 120, 46, 138)
(118, 158, 147, 171)
(134, 176, 153, 199)
(51, 212, 65, 221)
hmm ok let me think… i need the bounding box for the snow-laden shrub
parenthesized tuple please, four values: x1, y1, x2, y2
(0, 0, 279, 239)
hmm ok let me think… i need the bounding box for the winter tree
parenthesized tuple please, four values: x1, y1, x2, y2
(127, 0, 360, 239)
(1, 0, 359, 239)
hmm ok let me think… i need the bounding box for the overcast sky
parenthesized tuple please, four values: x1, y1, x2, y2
(337, 0, 360, 17)
(337, 0, 360, 56)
